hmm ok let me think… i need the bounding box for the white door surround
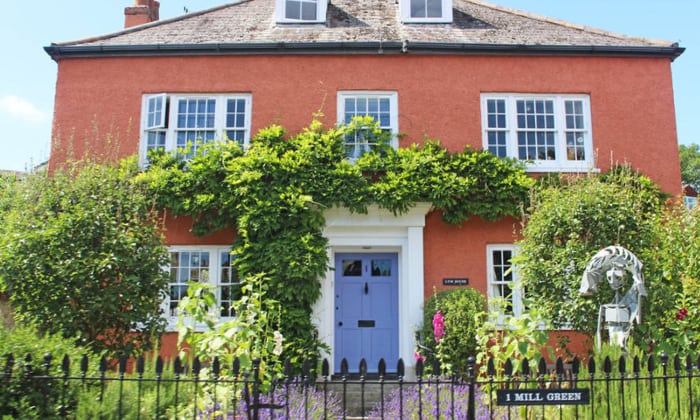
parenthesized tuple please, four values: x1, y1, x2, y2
(314, 203, 431, 375)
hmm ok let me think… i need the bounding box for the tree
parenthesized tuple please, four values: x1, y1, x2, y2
(679, 143, 700, 189)
(0, 159, 169, 356)
(514, 167, 667, 336)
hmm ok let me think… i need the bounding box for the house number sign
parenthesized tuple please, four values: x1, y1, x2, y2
(496, 389, 590, 406)
(442, 278, 469, 286)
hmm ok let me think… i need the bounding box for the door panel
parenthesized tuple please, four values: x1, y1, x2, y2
(334, 253, 398, 373)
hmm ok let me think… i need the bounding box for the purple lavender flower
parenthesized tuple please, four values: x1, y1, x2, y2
(199, 381, 344, 420)
(366, 382, 511, 420)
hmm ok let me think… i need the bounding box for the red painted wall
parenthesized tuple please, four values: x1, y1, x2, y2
(50, 53, 682, 357)
(50, 54, 681, 194)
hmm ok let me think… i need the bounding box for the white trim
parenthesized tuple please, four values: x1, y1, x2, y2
(480, 93, 595, 173)
(275, 0, 328, 23)
(400, 0, 453, 23)
(316, 203, 431, 376)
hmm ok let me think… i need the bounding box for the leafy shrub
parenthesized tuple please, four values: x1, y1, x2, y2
(515, 166, 664, 334)
(0, 159, 169, 357)
(74, 357, 191, 420)
(176, 275, 286, 390)
(636, 203, 700, 354)
(0, 324, 90, 418)
(418, 288, 486, 376)
(474, 297, 551, 378)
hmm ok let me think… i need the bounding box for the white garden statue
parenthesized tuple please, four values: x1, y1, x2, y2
(579, 246, 646, 350)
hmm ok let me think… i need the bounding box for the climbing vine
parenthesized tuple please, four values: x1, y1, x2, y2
(139, 118, 533, 361)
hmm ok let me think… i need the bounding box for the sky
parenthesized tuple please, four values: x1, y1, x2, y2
(0, 0, 697, 172)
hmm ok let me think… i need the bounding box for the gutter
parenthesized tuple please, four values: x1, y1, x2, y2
(44, 41, 685, 61)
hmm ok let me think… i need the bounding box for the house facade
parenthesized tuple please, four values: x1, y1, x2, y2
(46, 0, 684, 372)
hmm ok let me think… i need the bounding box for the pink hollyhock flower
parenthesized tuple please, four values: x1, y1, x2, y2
(433, 311, 446, 343)
(414, 351, 425, 363)
(676, 307, 689, 321)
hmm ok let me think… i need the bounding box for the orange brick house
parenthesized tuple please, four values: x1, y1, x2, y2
(45, 0, 684, 373)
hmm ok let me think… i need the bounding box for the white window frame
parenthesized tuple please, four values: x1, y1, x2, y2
(685, 195, 697, 210)
(481, 94, 594, 173)
(486, 244, 523, 324)
(140, 93, 252, 166)
(275, 0, 328, 23)
(400, 0, 453, 23)
(163, 246, 240, 330)
(337, 91, 399, 159)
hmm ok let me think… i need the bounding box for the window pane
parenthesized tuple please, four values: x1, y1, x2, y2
(345, 98, 355, 113)
(379, 98, 390, 112)
(371, 259, 392, 276)
(368, 98, 378, 113)
(356, 98, 367, 114)
(301, 1, 317, 20)
(487, 132, 507, 158)
(566, 132, 586, 160)
(146, 132, 165, 151)
(411, 0, 426, 17)
(379, 114, 390, 127)
(342, 260, 362, 276)
(427, 0, 442, 17)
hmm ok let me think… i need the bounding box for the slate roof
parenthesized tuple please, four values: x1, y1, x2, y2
(46, 0, 683, 59)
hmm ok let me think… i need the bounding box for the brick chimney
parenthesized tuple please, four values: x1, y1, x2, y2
(124, 0, 160, 28)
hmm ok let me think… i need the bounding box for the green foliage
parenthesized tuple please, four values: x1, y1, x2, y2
(0, 324, 91, 419)
(0, 173, 19, 219)
(474, 297, 551, 378)
(417, 288, 486, 376)
(74, 357, 188, 420)
(176, 274, 285, 389)
(142, 118, 532, 361)
(515, 166, 664, 334)
(679, 143, 700, 188)
(636, 203, 700, 354)
(358, 140, 534, 224)
(0, 159, 170, 357)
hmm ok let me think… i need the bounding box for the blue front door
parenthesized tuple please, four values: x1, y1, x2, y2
(334, 253, 399, 373)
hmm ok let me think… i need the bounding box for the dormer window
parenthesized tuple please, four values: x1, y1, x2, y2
(401, 0, 453, 23)
(276, 0, 328, 23)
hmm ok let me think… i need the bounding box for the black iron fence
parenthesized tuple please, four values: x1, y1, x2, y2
(2, 351, 700, 419)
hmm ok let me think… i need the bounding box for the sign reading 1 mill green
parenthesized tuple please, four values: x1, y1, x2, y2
(496, 389, 590, 406)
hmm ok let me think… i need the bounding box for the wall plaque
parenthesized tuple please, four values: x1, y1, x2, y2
(442, 278, 468, 286)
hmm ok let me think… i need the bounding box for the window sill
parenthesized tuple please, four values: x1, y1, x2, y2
(166, 317, 234, 332)
(525, 162, 600, 174)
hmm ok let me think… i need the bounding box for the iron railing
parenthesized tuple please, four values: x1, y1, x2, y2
(2, 352, 700, 419)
